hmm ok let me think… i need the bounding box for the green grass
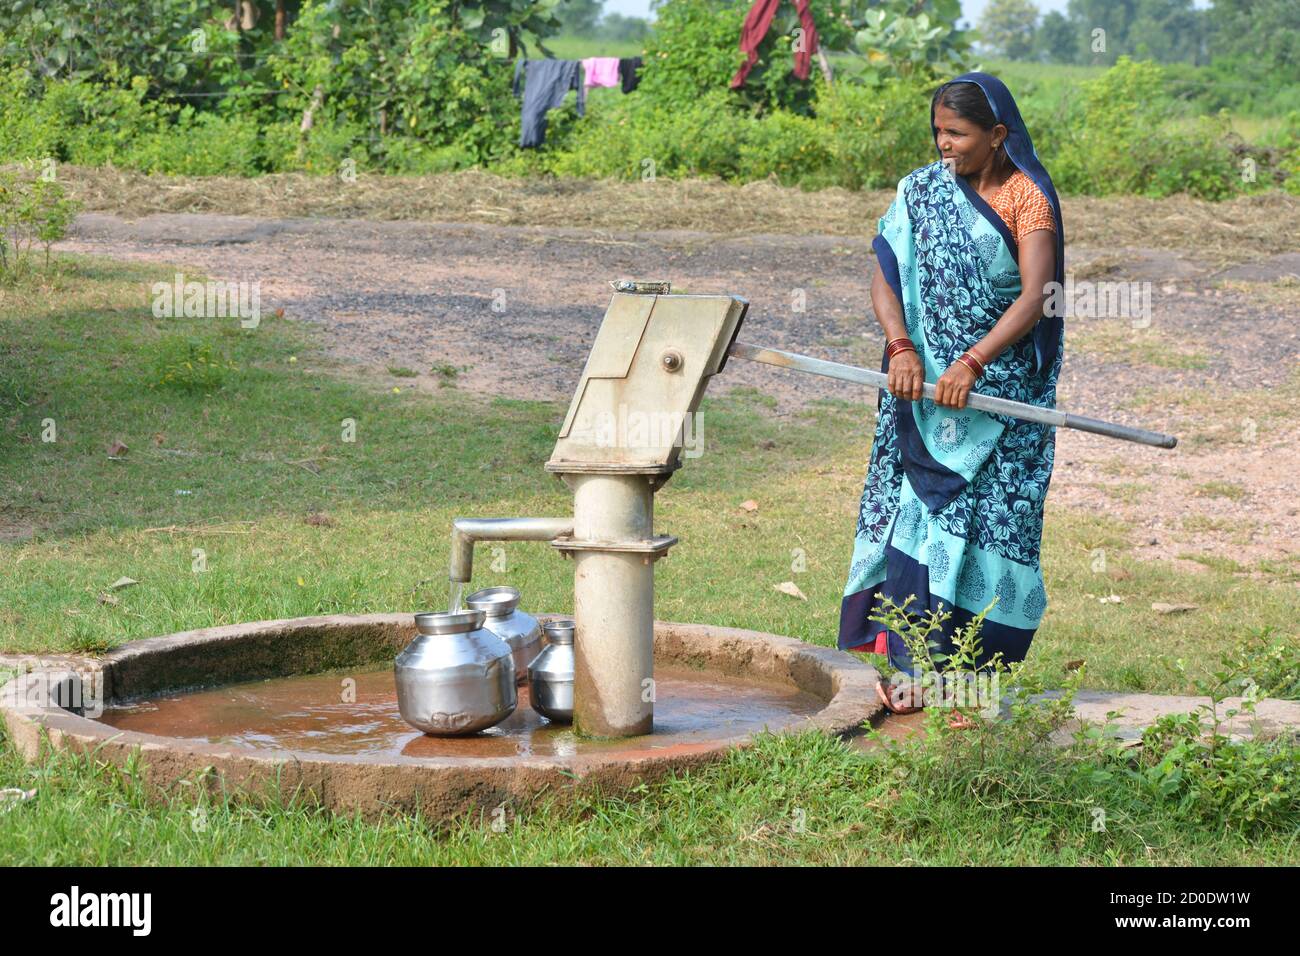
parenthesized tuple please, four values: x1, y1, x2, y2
(3, 722, 1296, 865)
(1069, 320, 1210, 370)
(1, 257, 1297, 864)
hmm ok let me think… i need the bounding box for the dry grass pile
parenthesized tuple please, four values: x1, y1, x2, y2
(59, 166, 1300, 263)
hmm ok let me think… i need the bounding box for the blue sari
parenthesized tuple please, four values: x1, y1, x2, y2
(838, 73, 1066, 672)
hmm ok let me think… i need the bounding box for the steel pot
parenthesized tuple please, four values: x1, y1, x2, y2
(464, 586, 542, 687)
(395, 609, 516, 735)
(528, 618, 575, 724)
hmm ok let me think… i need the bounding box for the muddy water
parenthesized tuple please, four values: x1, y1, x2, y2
(99, 665, 823, 759)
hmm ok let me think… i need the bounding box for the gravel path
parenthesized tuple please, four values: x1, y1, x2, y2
(57, 213, 1300, 568)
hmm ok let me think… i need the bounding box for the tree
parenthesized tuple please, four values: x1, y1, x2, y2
(598, 14, 651, 43)
(1035, 10, 1079, 63)
(556, 0, 604, 35)
(979, 0, 1040, 61)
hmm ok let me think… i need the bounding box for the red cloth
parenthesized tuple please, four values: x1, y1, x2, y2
(730, 0, 819, 89)
(848, 632, 889, 656)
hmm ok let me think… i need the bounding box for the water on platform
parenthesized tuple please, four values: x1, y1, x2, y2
(99, 664, 823, 760)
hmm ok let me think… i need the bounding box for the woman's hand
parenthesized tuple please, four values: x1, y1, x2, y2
(934, 360, 977, 409)
(887, 348, 924, 401)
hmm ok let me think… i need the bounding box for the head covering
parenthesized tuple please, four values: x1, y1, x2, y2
(931, 72, 1064, 379)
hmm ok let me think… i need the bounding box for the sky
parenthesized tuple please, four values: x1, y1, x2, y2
(600, 0, 1077, 29)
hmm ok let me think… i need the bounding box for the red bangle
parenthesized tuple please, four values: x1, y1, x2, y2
(886, 338, 915, 358)
(956, 353, 984, 378)
(967, 343, 990, 366)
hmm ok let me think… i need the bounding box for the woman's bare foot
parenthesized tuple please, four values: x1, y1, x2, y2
(875, 677, 924, 715)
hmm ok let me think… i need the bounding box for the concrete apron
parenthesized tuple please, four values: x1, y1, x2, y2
(0, 614, 881, 822)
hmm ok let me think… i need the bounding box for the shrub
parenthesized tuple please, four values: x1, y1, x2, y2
(0, 165, 80, 281)
(125, 109, 268, 176)
(1049, 56, 1240, 200)
(815, 76, 936, 190)
(546, 91, 752, 181)
(735, 108, 834, 187)
(635, 0, 749, 115)
(0, 68, 59, 160)
(38, 74, 169, 167)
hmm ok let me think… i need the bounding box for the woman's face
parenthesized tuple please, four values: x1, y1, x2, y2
(933, 103, 1007, 177)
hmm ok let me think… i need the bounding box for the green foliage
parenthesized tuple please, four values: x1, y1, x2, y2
(126, 109, 269, 175)
(635, 0, 748, 114)
(546, 76, 932, 189)
(0, 0, 243, 95)
(1048, 57, 1239, 200)
(148, 336, 239, 394)
(1108, 646, 1300, 834)
(263, 0, 532, 168)
(851, 0, 973, 82)
(545, 90, 747, 180)
(0, 165, 79, 281)
(1212, 629, 1300, 701)
(815, 76, 935, 189)
(865, 592, 1300, 837)
(978, 0, 1039, 61)
(634, 0, 967, 117)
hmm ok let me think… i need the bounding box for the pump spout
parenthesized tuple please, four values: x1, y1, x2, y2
(449, 517, 575, 583)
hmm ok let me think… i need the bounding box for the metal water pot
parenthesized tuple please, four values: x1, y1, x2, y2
(464, 586, 542, 687)
(528, 618, 575, 723)
(395, 609, 517, 735)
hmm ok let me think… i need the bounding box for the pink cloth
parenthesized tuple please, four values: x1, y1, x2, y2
(581, 57, 621, 88)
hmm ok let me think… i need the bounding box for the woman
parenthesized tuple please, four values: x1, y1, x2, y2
(837, 73, 1065, 716)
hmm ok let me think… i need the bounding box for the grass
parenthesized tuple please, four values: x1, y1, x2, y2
(1068, 320, 1210, 369)
(1, 258, 1297, 864)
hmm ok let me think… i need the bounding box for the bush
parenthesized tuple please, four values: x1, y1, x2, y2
(815, 76, 936, 190)
(635, 0, 749, 115)
(1049, 57, 1240, 200)
(546, 91, 752, 181)
(39, 74, 168, 167)
(125, 109, 268, 176)
(0, 165, 80, 282)
(0, 68, 59, 160)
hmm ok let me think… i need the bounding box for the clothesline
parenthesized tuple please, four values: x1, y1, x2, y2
(513, 56, 643, 148)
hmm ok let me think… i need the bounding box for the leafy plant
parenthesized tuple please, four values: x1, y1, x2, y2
(148, 336, 239, 394)
(0, 165, 80, 281)
(849, 0, 974, 83)
(1108, 647, 1300, 833)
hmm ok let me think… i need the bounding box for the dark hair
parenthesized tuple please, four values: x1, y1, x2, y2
(931, 81, 998, 130)
(932, 80, 1009, 170)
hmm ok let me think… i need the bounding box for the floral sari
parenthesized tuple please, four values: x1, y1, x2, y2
(838, 72, 1066, 672)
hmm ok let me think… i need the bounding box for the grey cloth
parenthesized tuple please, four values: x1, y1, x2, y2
(512, 59, 586, 148)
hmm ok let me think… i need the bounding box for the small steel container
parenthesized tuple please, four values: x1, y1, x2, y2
(528, 618, 575, 723)
(395, 609, 516, 736)
(464, 586, 542, 687)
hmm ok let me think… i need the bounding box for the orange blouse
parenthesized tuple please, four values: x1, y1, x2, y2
(986, 170, 1056, 245)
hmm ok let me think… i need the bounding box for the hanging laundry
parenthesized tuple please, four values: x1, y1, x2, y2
(617, 56, 643, 94)
(730, 0, 819, 89)
(581, 57, 621, 89)
(513, 59, 587, 148)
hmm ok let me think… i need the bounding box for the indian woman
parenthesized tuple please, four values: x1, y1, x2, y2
(837, 73, 1066, 716)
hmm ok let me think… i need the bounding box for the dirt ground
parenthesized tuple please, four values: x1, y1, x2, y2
(56, 212, 1300, 570)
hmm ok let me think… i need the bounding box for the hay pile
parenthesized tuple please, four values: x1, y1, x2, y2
(61, 166, 1299, 264)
